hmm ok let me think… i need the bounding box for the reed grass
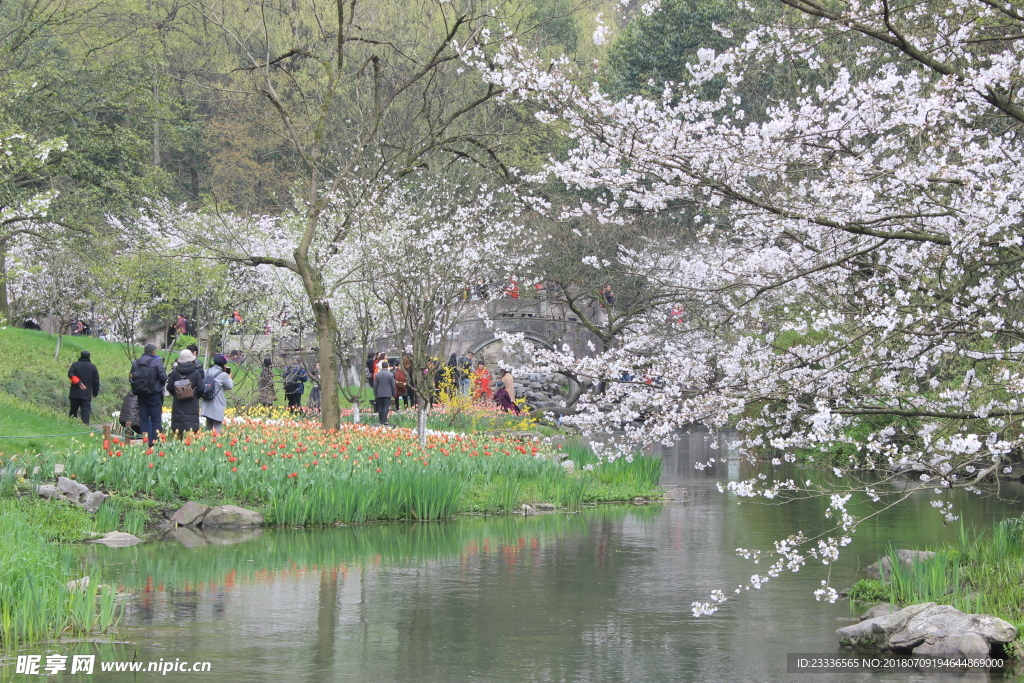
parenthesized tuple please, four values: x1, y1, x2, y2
(858, 517, 1024, 633)
(0, 499, 120, 648)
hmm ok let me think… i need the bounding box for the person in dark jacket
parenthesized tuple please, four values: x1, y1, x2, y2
(373, 361, 396, 424)
(119, 391, 141, 437)
(132, 343, 168, 444)
(68, 350, 100, 424)
(283, 362, 308, 411)
(165, 349, 204, 437)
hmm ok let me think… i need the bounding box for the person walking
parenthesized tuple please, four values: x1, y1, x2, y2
(130, 343, 167, 445)
(283, 361, 309, 411)
(166, 349, 204, 438)
(67, 350, 100, 424)
(200, 354, 234, 434)
(258, 358, 275, 407)
(373, 360, 396, 425)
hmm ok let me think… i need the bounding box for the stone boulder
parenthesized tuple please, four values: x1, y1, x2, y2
(57, 476, 89, 503)
(82, 491, 109, 514)
(837, 603, 1017, 656)
(170, 501, 211, 527)
(87, 531, 143, 547)
(865, 549, 936, 581)
(200, 505, 263, 528)
(860, 603, 897, 621)
(37, 479, 109, 513)
(36, 484, 61, 500)
(889, 604, 1017, 652)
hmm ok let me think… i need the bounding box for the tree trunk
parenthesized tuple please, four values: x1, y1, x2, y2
(0, 242, 8, 326)
(416, 402, 429, 446)
(352, 400, 360, 424)
(54, 332, 62, 359)
(313, 301, 341, 430)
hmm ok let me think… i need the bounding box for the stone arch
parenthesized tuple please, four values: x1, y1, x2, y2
(468, 334, 554, 357)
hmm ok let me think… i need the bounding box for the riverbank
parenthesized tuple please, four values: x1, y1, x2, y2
(848, 517, 1024, 649)
(0, 498, 121, 647)
(25, 419, 661, 528)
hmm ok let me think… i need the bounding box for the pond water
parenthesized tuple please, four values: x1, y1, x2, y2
(54, 432, 1024, 681)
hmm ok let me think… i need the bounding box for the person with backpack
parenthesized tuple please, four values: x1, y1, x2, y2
(283, 362, 309, 411)
(131, 343, 168, 445)
(67, 350, 100, 424)
(165, 349, 204, 438)
(199, 354, 234, 434)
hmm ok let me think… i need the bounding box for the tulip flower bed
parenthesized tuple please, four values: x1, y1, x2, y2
(59, 418, 661, 526)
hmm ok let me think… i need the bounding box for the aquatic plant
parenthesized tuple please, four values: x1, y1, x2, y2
(0, 501, 120, 648)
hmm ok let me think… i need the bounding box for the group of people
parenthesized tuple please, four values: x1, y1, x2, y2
(121, 343, 235, 443)
(366, 351, 522, 424)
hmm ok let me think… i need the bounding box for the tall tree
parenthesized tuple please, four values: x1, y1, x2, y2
(179, 0, 579, 429)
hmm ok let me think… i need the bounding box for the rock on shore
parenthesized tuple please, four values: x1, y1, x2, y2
(837, 603, 1016, 656)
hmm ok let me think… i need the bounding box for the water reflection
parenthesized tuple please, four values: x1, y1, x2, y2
(46, 430, 1024, 682)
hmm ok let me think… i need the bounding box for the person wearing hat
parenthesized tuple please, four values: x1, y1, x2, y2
(67, 350, 100, 424)
(165, 348, 204, 438)
(200, 354, 234, 434)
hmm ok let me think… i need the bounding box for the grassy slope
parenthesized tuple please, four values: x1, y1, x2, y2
(0, 328, 278, 454)
(0, 329, 142, 454)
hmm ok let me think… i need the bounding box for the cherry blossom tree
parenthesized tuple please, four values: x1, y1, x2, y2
(465, 0, 1024, 610)
(0, 124, 66, 324)
(359, 169, 536, 443)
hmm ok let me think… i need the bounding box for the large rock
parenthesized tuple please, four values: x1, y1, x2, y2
(87, 531, 143, 547)
(57, 476, 89, 503)
(36, 484, 61, 500)
(837, 603, 937, 650)
(170, 501, 211, 526)
(889, 604, 1017, 651)
(200, 505, 263, 528)
(81, 491, 108, 514)
(912, 633, 990, 656)
(838, 603, 1017, 655)
(860, 603, 897, 621)
(865, 549, 936, 581)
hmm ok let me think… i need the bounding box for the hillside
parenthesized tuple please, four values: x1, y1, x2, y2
(0, 329, 141, 454)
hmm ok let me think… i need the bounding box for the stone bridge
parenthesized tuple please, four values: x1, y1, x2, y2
(446, 298, 602, 366)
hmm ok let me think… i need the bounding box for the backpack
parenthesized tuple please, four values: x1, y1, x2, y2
(200, 368, 220, 401)
(173, 378, 194, 400)
(130, 357, 159, 394)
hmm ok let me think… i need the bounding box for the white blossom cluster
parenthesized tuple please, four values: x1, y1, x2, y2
(463, 0, 1024, 609)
